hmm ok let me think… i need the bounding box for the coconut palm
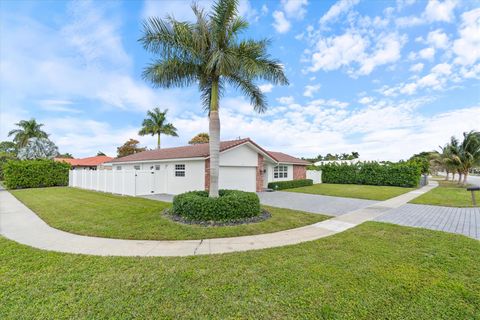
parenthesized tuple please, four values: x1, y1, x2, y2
(140, 0, 288, 197)
(138, 108, 178, 149)
(457, 131, 480, 184)
(8, 119, 48, 148)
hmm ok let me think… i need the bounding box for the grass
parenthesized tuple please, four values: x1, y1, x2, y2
(1, 222, 479, 319)
(10, 187, 328, 240)
(410, 180, 478, 207)
(285, 183, 415, 201)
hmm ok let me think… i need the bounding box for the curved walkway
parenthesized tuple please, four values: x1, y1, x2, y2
(0, 182, 437, 257)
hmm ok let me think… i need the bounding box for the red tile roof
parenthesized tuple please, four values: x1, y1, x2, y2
(267, 151, 311, 165)
(109, 138, 309, 165)
(55, 156, 113, 167)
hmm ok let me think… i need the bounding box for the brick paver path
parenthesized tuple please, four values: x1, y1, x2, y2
(375, 204, 479, 239)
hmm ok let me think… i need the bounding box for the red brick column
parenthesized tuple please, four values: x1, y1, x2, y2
(256, 154, 265, 192)
(293, 165, 306, 180)
(204, 159, 210, 191)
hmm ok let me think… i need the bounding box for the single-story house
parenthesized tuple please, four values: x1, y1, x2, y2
(106, 138, 310, 194)
(55, 155, 113, 170)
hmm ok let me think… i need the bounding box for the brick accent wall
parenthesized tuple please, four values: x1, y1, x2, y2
(256, 154, 265, 192)
(204, 159, 210, 191)
(293, 165, 306, 180)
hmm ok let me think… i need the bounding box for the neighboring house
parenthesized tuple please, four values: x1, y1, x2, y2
(106, 138, 310, 194)
(314, 159, 362, 166)
(55, 155, 113, 170)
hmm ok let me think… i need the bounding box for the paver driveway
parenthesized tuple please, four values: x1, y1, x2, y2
(143, 191, 377, 216)
(256, 191, 377, 216)
(375, 204, 480, 239)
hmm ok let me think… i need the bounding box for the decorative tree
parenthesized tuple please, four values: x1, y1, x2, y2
(188, 133, 209, 144)
(117, 139, 147, 158)
(17, 138, 59, 160)
(8, 119, 49, 148)
(140, 0, 288, 197)
(138, 108, 178, 149)
(57, 153, 74, 159)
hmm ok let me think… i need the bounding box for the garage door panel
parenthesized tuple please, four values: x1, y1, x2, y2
(219, 167, 256, 192)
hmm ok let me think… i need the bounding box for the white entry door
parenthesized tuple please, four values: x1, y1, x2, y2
(219, 166, 256, 192)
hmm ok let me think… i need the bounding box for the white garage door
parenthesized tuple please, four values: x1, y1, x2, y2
(219, 166, 256, 192)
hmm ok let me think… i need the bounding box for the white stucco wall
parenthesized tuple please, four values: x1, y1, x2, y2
(219, 144, 258, 167)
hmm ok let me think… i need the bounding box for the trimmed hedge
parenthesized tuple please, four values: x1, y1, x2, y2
(268, 179, 313, 190)
(321, 162, 421, 187)
(3, 159, 70, 189)
(172, 190, 261, 222)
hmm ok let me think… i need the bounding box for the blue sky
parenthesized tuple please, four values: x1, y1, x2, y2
(0, 0, 479, 160)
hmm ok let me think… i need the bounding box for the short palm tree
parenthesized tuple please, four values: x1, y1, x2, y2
(8, 119, 48, 148)
(138, 108, 178, 149)
(140, 0, 288, 197)
(457, 131, 480, 184)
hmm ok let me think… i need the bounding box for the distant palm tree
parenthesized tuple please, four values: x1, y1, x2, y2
(140, 0, 288, 197)
(138, 108, 178, 149)
(457, 131, 480, 184)
(8, 119, 48, 148)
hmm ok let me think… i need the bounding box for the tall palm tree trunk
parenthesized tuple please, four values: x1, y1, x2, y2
(157, 133, 161, 149)
(209, 79, 220, 198)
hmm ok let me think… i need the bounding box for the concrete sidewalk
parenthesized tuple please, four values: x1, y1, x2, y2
(0, 182, 437, 257)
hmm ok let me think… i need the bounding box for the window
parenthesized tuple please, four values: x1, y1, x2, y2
(134, 165, 141, 170)
(175, 164, 185, 177)
(116, 166, 122, 170)
(274, 165, 288, 178)
(155, 165, 161, 171)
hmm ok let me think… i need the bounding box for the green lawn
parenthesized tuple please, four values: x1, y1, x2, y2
(285, 183, 415, 200)
(1, 222, 479, 319)
(10, 187, 328, 240)
(410, 180, 478, 207)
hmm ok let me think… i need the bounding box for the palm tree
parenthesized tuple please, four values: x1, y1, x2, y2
(457, 131, 480, 184)
(138, 108, 178, 149)
(140, 0, 288, 197)
(8, 119, 48, 148)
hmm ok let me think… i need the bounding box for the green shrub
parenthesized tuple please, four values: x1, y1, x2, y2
(321, 162, 421, 187)
(268, 179, 313, 190)
(3, 159, 70, 189)
(172, 190, 261, 222)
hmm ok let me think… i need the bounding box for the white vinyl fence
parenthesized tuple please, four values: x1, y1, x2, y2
(306, 170, 322, 184)
(69, 170, 160, 196)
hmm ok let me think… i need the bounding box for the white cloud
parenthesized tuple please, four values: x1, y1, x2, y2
(272, 11, 291, 33)
(38, 100, 82, 114)
(281, 0, 308, 20)
(303, 84, 321, 97)
(308, 31, 368, 72)
(427, 29, 449, 49)
(357, 33, 405, 75)
(424, 0, 457, 23)
(358, 96, 374, 104)
(418, 47, 436, 60)
(142, 0, 212, 21)
(259, 83, 274, 93)
(307, 31, 405, 76)
(319, 0, 360, 26)
(395, 16, 424, 27)
(396, 0, 457, 27)
(261, 4, 269, 14)
(410, 63, 424, 72)
(453, 8, 480, 65)
(277, 96, 295, 104)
